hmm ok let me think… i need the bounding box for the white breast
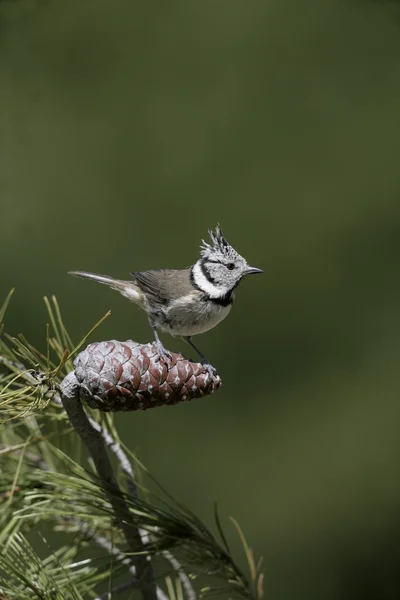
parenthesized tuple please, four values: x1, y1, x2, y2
(162, 291, 232, 337)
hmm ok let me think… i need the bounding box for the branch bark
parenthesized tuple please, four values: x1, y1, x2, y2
(60, 375, 158, 600)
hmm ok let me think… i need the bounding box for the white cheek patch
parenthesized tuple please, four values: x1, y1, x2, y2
(192, 262, 227, 298)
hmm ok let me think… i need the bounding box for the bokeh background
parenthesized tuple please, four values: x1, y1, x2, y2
(2, 0, 400, 598)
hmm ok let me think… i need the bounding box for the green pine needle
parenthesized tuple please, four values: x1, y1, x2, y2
(0, 290, 263, 600)
(0, 291, 110, 422)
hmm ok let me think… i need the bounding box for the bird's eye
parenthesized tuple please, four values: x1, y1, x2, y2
(227, 263, 235, 270)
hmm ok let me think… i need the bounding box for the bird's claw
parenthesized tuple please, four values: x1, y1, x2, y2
(154, 341, 172, 364)
(201, 360, 217, 376)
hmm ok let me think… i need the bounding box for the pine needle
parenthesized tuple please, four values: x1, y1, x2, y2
(0, 289, 14, 332)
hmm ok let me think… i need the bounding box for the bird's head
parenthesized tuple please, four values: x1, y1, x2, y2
(192, 225, 263, 299)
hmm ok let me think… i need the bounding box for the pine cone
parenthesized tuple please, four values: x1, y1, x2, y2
(61, 340, 221, 411)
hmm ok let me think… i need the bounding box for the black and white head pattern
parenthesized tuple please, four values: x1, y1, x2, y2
(191, 225, 250, 300)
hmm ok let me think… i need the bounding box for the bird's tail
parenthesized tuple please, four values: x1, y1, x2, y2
(68, 271, 141, 303)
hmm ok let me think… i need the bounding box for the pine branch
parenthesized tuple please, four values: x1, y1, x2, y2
(60, 383, 158, 600)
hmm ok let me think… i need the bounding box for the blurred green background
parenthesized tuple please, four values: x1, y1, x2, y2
(2, 0, 400, 598)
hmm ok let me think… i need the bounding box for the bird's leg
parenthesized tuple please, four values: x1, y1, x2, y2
(184, 336, 207, 362)
(183, 337, 216, 375)
(150, 322, 171, 362)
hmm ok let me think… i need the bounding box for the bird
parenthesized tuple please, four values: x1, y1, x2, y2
(68, 225, 262, 366)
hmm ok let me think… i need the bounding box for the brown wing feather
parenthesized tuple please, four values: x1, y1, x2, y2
(130, 269, 193, 304)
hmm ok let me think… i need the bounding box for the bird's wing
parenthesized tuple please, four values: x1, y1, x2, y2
(131, 269, 193, 304)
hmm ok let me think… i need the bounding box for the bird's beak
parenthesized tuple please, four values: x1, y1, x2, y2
(245, 266, 263, 276)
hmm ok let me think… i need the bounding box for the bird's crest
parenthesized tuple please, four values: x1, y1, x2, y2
(200, 225, 233, 259)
